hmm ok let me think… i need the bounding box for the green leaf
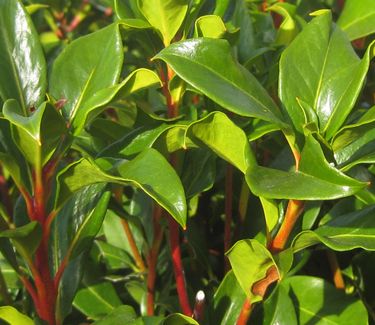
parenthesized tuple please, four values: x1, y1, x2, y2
(0, 0, 47, 114)
(72, 68, 161, 134)
(56, 148, 187, 228)
(211, 271, 246, 325)
(194, 15, 227, 39)
(161, 313, 199, 325)
(332, 109, 375, 170)
(0, 306, 33, 325)
(293, 204, 375, 252)
(246, 134, 366, 200)
(0, 118, 31, 192)
(186, 112, 256, 173)
(49, 24, 123, 125)
(73, 282, 122, 320)
(279, 11, 374, 139)
(263, 284, 297, 325)
(337, 0, 375, 40)
(0, 222, 41, 264)
(3, 99, 66, 167)
(283, 276, 368, 324)
(154, 38, 286, 126)
(226, 239, 278, 302)
(137, 0, 189, 46)
(93, 305, 137, 324)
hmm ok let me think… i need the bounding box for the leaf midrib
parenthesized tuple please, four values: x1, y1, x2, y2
(165, 53, 281, 124)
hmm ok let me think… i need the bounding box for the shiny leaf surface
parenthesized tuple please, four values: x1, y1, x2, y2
(0, 0, 46, 114)
(155, 38, 285, 126)
(279, 11, 374, 139)
(49, 24, 123, 124)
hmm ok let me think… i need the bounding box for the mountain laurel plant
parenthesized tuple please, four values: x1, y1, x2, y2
(1, 0, 375, 324)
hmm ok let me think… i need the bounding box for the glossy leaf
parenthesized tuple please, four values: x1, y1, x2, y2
(263, 284, 297, 325)
(137, 0, 189, 46)
(338, 0, 375, 40)
(283, 276, 368, 324)
(226, 239, 278, 302)
(293, 204, 375, 252)
(49, 24, 123, 124)
(3, 99, 66, 167)
(211, 270, 246, 325)
(0, 306, 33, 325)
(72, 68, 161, 134)
(154, 38, 286, 126)
(194, 15, 227, 39)
(0, 0, 46, 114)
(73, 282, 122, 320)
(186, 112, 256, 173)
(279, 11, 374, 139)
(332, 109, 375, 169)
(246, 134, 366, 200)
(56, 148, 187, 228)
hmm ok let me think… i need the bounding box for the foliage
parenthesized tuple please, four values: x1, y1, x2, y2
(0, 0, 375, 324)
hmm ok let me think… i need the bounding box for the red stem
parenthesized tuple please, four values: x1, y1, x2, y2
(237, 298, 252, 325)
(168, 217, 193, 316)
(146, 205, 163, 315)
(224, 164, 233, 273)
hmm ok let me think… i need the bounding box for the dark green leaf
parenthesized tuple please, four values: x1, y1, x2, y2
(279, 11, 374, 139)
(161, 313, 199, 325)
(293, 205, 375, 252)
(154, 38, 286, 126)
(0, 0, 47, 114)
(93, 305, 137, 324)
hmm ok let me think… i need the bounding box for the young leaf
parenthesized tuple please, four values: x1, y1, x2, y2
(194, 15, 227, 39)
(0, 0, 47, 114)
(337, 0, 375, 40)
(3, 99, 66, 167)
(0, 306, 33, 325)
(279, 11, 374, 139)
(72, 68, 161, 135)
(55, 148, 187, 228)
(186, 112, 256, 173)
(154, 38, 286, 127)
(49, 24, 123, 125)
(293, 204, 375, 252)
(282, 276, 368, 324)
(226, 239, 279, 303)
(137, 0, 189, 46)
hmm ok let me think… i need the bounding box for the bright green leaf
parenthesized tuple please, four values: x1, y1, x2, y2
(49, 24, 123, 125)
(0, 306, 33, 325)
(137, 0, 189, 46)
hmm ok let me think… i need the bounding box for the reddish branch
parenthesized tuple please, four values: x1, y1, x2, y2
(146, 205, 164, 315)
(159, 63, 193, 316)
(327, 251, 345, 290)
